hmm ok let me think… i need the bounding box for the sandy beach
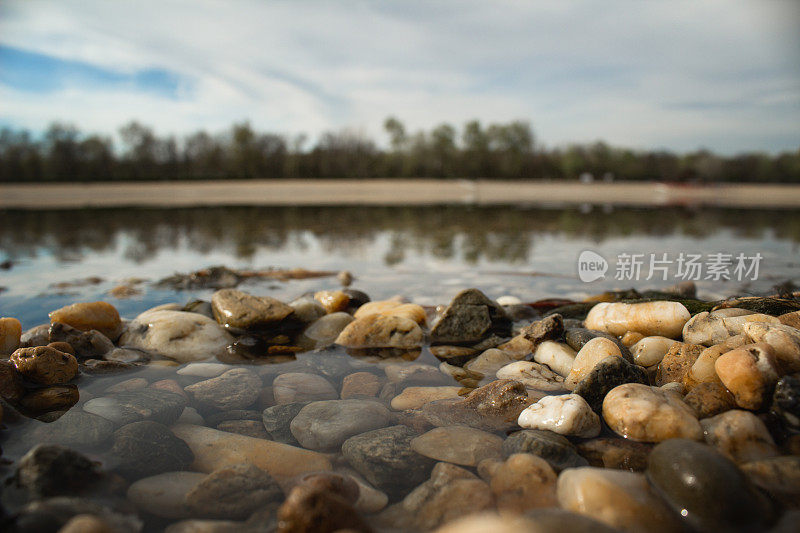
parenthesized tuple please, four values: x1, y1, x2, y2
(2, 179, 799, 209)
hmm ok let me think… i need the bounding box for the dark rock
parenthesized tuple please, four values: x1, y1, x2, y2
(503, 429, 588, 471)
(19, 385, 79, 414)
(647, 439, 775, 533)
(108, 421, 194, 480)
(48, 322, 113, 359)
(156, 265, 242, 290)
(217, 419, 271, 439)
(422, 379, 531, 431)
(429, 345, 478, 367)
(10, 497, 140, 533)
(277, 484, 372, 533)
(0, 359, 25, 401)
(772, 374, 800, 430)
(545, 302, 597, 320)
(521, 314, 564, 346)
(565, 328, 632, 361)
(430, 288, 511, 345)
(262, 402, 308, 445)
(82, 388, 187, 426)
(19, 324, 50, 348)
(10, 346, 79, 385)
(211, 288, 294, 331)
(577, 437, 653, 472)
(713, 297, 800, 316)
(342, 425, 435, 500)
(15, 445, 104, 497)
(31, 411, 115, 448)
(343, 289, 371, 311)
(185, 463, 282, 519)
(81, 359, 137, 374)
(182, 299, 214, 318)
(184, 368, 261, 410)
(574, 356, 648, 413)
(684, 382, 737, 419)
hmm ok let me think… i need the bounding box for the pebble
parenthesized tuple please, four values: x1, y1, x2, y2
(701, 409, 779, 463)
(58, 514, 116, 533)
(585, 301, 690, 338)
(0, 316, 22, 354)
(20, 323, 50, 347)
(564, 328, 631, 361)
(340, 371, 383, 399)
(620, 330, 644, 346)
(410, 425, 504, 466)
(354, 300, 427, 325)
(302, 312, 354, 347)
(390, 386, 462, 410)
(11, 346, 79, 385)
(503, 429, 588, 471)
(335, 314, 423, 349)
(430, 345, 479, 366)
(0, 359, 25, 401)
(557, 467, 683, 533)
(272, 372, 337, 404)
(211, 288, 294, 330)
(740, 455, 800, 508)
(496, 361, 565, 391)
(646, 438, 774, 532)
(289, 296, 327, 323)
(742, 322, 800, 372)
(489, 453, 557, 511)
(683, 344, 727, 389)
(342, 425, 436, 499)
(630, 335, 679, 366)
(277, 481, 371, 533)
(384, 362, 443, 384)
(433, 510, 619, 533)
(30, 410, 115, 448)
(532, 341, 577, 377)
(772, 374, 800, 429)
(336, 467, 389, 513)
(290, 399, 392, 450)
(83, 388, 187, 425)
(262, 402, 307, 444)
(518, 394, 600, 438)
(216, 419, 269, 439)
(49, 301, 123, 340)
(185, 463, 282, 519)
(430, 288, 511, 344)
(602, 383, 702, 442)
(20, 384, 79, 413)
(576, 437, 652, 472)
(682, 382, 736, 418)
(105, 347, 151, 364)
(16, 444, 104, 497)
(171, 423, 332, 478)
(463, 348, 517, 377)
(109, 421, 194, 479)
(314, 289, 351, 313)
(655, 342, 703, 386)
(48, 322, 114, 359)
(573, 355, 649, 413)
(714, 343, 779, 410)
(119, 310, 234, 363)
(184, 368, 261, 410)
(177, 362, 231, 378)
(127, 471, 206, 519)
(564, 337, 622, 390)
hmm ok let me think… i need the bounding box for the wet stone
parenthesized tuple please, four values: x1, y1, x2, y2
(177, 362, 231, 378)
(520, 313, 564, 346)
(772, 373, 800, 429)
(302, 312, 354, 348)
(127, 471, 206, 519)
(12, 497, 141, 533)
(646, 438, 775, 533)
(463, 348, 517, 377)
(0, 316, 22, 355)
(496, 360, 565, 391)
(48, 322, 113, 359)
(429, 345, 479, 366)
(49, 301, 123, 340)
(288, 297, 327, 324)
(564, 328, 631, 362)
(83, 388, 187, 426)
(391, 385, 462, 410)
(216, 419, 270, 439)
(105, 347, 151, 364)
(277, 483, 372, 533)
(262, 402, 308, 445)
(433, 509, 619, 533)
(701, 409, 779, 463)
(655, 342, 703, 386)
(205, 409, 262, 426)
(108, 421, 194, 480)
(573, 355, 648, 413)
(272, 372, 338, 404)
(742, 322, 800, 373)
(211, 288, 294, 330)
(585, 300, 690, 338)
(503, 429, 588, 471)
(564, 337, 623, 390)
(430, 288, 511, 345)
(576, 437, 652, 472)
(30, 410, 115, 448)
(335, 314, 423, 349)
(19, 384, 79, 413)
(15, 444, 104, 497)
(630, 335, 679, 367)
(518, 394, 600, 438)
(20, 323, 50, 348)
(715, 342, 780, 410)
(683, 382, 737, 419)
(533, 340, 577, 377)
(341, 371, 384, 399)
(342, 425, 436, 500)
(184, 368, 261, 411)
(11, 346, 79, 385)
(410, 425, 504, 466)
(314, 289, 351, 313)
(0, 359, 26, 401)
(490, 453, 558, 512)
(185, 463, 282, 519)
(290, 399, 392, 451)
(354, 300, 427, 325)
(740, 455, 800, 508)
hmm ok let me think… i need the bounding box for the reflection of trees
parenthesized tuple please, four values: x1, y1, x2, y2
(1, 206, 798, 265)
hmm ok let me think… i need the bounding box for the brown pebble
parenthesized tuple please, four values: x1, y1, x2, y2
(47, 342, 75, 355)
(49, 301, 122, 340)
(656, 343, 703, 386)
(0, 360, 25, 401)
(10, 346, 79, 385)
(341, 372, 383, 399)
(683, 382, 736, 419)
(58, 514, 114, 533)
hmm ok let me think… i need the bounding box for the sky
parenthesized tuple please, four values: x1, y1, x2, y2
(0, 0, 798, 154)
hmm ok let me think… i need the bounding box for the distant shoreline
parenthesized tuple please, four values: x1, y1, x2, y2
(2, 179, 800, 209)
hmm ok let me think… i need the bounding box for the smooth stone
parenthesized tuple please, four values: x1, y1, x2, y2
(463, 348, 517, 377)
(109, 421, 194, 480)
(602, 383, 703, 442)
(185, 463, 282, 519)
(59, 514, 117, 533)
(83, 388, 187, 425)
(384, 362, 443, 384)
(576, 437, 652, 472)
(683, 311, 779, 346)
(277, 482, 371, 533)
(216, 419, 270, 439)
(585, 301, 690, 338)
(630, 336, 679, 366)
(105, 377, 148, 394)
(288, 297, 327, 323)
(19, 384, 79, 412)
(340, 371, 383, 399)
(303, 312, 354, 347)
(48, 322, 113, 359)
(177, 407, 205, 426)
(290, 399, 392, 450)
(742, 322, 800, 372)
(646, 439, 774, 532)
(0, 316, 22, 355)
(0, 359, 25, 401)
(177, 362, 231, 378)
(262, 402, 308, 445)
(518, 394, 600, 438)
(49, 301, 122, 340)
(684, 344, 728, 388)
(127, 471, 206, 519)
(558, 467, 683, 533)
(490, 453, 557, 511)
(13, 497, 142, 533)
(503, 429, 588, 471)
(430, 288, 511, 344)
(621, 330, 645, 346)
(335, 467, 390, 513)
(532, 341, 576, 377)
(119, 310, 234, 363)
(314, 289, 351, 313)
(433, 510, 619, 533)
(655, 342, 703, 386)
(682, 382, 736, 418)
(390, 386, 462, 410)
(20, 323, 50, 347)
(430, 345, 479, 366)
(740, 456, 800, 508)
(30, 410, 115, 448)
(410, 425, 504, 466)
(151, 379, 188, 398)
(171, 423, 332, 479)
(184, 368, 261, 411)
(496, 361, 564, 391)
(701, 410, 779, 463)
(16, 444, 104, 497)
(11, 346, 78, 384)
(564, 337, 622, 390)
(573, 355, 648, 413)
(335, 314, 423, 349)
(772, 374, 800, 429)
(211, 288, 293, 330)
(342, 425, 436, 500)
(422, 379, 533, 431)
(354, 300, 427, 325)
(715, 343, 779, 410)
(564, 328, 632, 361)
(272, 372, 337, 404)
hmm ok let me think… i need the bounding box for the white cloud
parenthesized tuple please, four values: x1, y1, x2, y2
(0, 0, 798, 153)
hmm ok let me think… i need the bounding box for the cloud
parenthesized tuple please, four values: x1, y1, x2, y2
(0, 0, 798, 153)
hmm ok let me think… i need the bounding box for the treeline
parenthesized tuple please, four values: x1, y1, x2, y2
(1, 118, 798, 182)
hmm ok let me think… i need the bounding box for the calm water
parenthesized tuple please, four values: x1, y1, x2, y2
(1, 204, 799, 328)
